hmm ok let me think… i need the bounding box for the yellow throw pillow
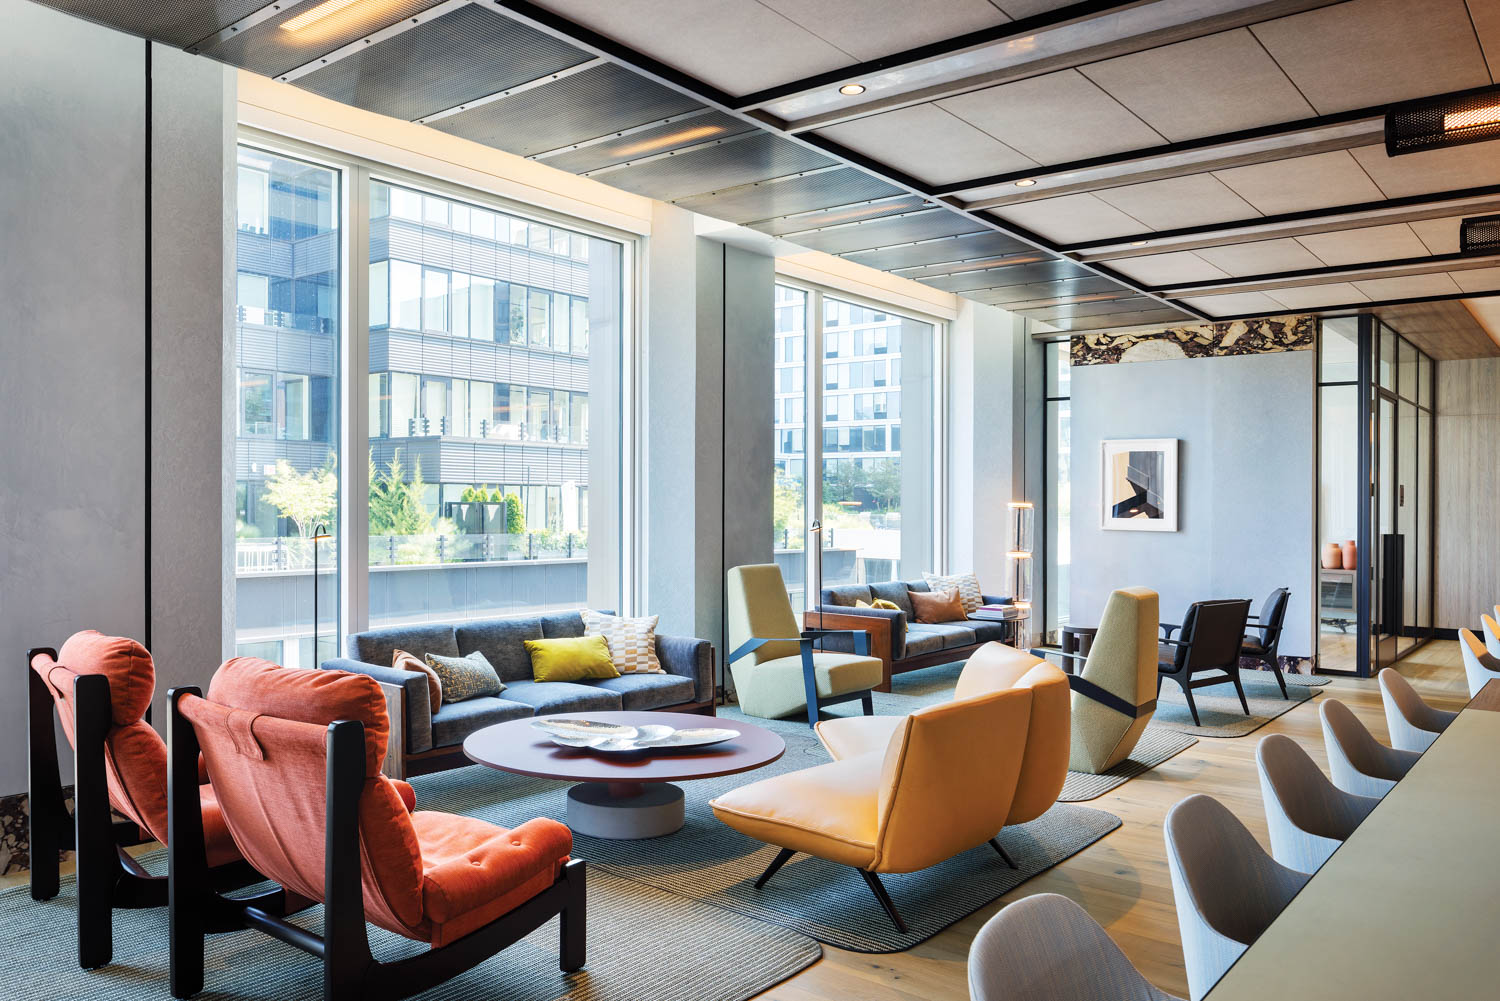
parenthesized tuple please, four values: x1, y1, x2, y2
(525, 635, 620, 683)
(855, 598, 902, 611)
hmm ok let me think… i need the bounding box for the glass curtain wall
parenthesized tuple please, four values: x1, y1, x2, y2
(1042, 341, 1071, 646)
(772, 285, 809, 608)
(232, 148, 341, 667)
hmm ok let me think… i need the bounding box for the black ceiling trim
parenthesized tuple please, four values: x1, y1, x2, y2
(1151, 251, 1500, 298)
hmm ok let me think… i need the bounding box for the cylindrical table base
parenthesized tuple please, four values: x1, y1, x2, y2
(566, 781, 686, 839)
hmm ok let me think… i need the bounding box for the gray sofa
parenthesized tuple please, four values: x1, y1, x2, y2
(324, 610, 715, 777)
(811, 580, 1014, 691)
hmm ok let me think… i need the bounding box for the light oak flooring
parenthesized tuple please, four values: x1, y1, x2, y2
(1, 643, 1467, 1001)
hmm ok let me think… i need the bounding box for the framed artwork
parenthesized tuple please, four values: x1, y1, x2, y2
(1101, 438, 1178, 532)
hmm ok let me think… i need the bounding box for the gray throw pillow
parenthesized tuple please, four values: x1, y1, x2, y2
(424, 651, 504, 703)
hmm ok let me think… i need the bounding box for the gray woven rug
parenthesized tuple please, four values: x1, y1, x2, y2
(1153, 674, 1322, 738)
(1286, 673, 1332, 687)
(0, 862, 818, 1001)
(1058, 726, 1198, 801)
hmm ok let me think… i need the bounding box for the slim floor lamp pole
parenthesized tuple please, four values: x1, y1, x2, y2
(311, 523, 330, 668)
(809, 520, 823, 631)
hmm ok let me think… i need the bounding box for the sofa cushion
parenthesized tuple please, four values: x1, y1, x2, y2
(394, 648, 444, 712)
(501, 680, 622, 714)
(902, 626, 948, 659)
(425, 651, 505, 703)
(823, 584, 872, 607)
(967, 620, 1011, 644)
(868, 581, 915, 617)
(349, 624, 460, 671)
(911, 587, 968, 624)
(923, 571, 984, 613)
(592, 673, 696, 710)
(538, 611, 586, 639)
(430, 696, 533, 749)
(914, 622, 979, 649)
(582, 609, 664, 674)
(456, 618, 543, 683)
(525, 636, 619, 683)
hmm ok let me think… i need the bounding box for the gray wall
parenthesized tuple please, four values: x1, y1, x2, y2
(0, 2, 231, 793)
(1435, 356, 1500, 630)
(1070, 349, 1317, 657)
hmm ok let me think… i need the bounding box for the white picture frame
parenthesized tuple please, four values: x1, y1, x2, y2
(1100, 438, 1179, 532)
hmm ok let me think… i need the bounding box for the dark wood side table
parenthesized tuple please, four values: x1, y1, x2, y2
(1060, 625, 1099, 664)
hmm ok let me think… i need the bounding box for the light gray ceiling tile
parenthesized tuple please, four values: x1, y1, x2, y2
(1250, 0, 1491, 114)
(1079, 29, 1315, 142)
(1295, 224, 1431, 266)
(936, 69, 1165, 165)
(989, 192, 1153, 244)
(815, 104, 1035, 186)
(758, 0, 1009, 61)
(1452, 267, 1500, 293)
(1471, 0, 1500, 79)
(1194, 238, 1328, 276)
(995, 0, 1076, 16)
(1094, 173, 1260, 230)
(1212, 151, 1386, 216)
(1408, 216, 1468, 256)
(1180, 292, 1289, 317)
(1352, 273, 1464, 300)
(1350, 143, 1500, 199)
(1107, 252, 1229, 286)
(1266, 283, 1370, 310)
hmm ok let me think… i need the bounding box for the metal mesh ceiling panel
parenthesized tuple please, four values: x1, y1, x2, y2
(963, 276, 1125, 304)
(601, 133, 835, 202)
(1017, 296, 1158, 320)
(1386, 87, 1500, 156)
(431, 63, 702, 157)
(1460, 214, 1500, 254)
(754, 194, 928, 236)
(1046, 307, 1192, 331)
(202, 0, 448, 79)
(294, 5, 591, 122)
(30, 0, 268, 47)
(842, 232, 1032, 270)
(669, 167, 902, 224)
(790, 209, 987, 256)
(539, 112, 753, 174)
(919, 259, 1096, 293)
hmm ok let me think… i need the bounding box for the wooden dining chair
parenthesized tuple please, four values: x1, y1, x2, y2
(1157, 599, 1252, 727)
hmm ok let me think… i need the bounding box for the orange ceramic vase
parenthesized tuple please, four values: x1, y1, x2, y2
(1321, 543, 1343, 569)
(1341, 539, 1357, 570)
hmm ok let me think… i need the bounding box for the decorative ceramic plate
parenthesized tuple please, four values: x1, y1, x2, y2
(575, 726, 742, 754)
(531, 718, 639, 745)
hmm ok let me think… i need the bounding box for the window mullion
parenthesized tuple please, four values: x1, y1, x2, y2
(342, 164, 371, 639)
(806, 288, 825, 610)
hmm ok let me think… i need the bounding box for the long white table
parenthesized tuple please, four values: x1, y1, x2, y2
(1205, 681, 1500, 1000)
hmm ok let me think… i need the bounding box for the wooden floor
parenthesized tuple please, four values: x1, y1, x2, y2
(760, 640, 1469, 1001)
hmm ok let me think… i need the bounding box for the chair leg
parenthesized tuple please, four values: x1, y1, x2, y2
(1181, 683, 1201, 727)
(1230, 670, 1250, 715)
(559, 860, 586, 973)
(860, 691, 874, 716)
(1266, 655, 1289, 699)
(754, 848, 796, 889)
(858, 870, 908, 934)
(806, 700, 820, 728)
(988, 838, 1018, 870)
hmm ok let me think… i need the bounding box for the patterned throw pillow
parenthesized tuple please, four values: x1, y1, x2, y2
(923, 571, 983, 614)
(424, 651, 504, 703)
(393, 648, 444, 711)
(580, 610, 663, 674)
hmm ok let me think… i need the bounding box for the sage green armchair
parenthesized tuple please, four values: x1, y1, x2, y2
(726, 564, 883, 727)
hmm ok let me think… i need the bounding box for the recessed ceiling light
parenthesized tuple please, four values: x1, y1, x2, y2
(839, 83, 866, 96)
(1131, 240, 1149, 246)
(281, 0, 365, 32)
(1015, 178, 1036, 187)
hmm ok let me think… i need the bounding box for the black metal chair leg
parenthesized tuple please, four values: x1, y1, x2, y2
(988, 838, 1018, 870)
(754, 848, 796, 889)
(858, 870, 907, 933)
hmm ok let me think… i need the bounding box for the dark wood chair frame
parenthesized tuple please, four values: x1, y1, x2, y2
(1157, 600, 1253, 726)
(166, 687, 586, 1001)
(1243, 587, 1292, 700)
(729, 629, 876, 727)
(26, 649, 264, 970)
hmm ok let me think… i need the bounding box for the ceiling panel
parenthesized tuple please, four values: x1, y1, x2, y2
(595, 132, 835, 200)
(1051, 307, 1196, 332)
(815, 104, 1035, 186)
(1408, 216, 1468, 256)
(1194, 238, 1328, 276)
(758, 0, 1009, 61)
(1211, 150, 1386, 216)
(1180, 291, 1288, 317)
(204, 0, 449, 78)
(788, 208, 987, 255)
(1472, 0, 1500, 79)
(963, 276, 1124, 303)
(1351, 273, 1464, 300)
(841, 232, 1033, 270)
(679, 167, 906, 225)
(1249, 0, 1491, 114)
(35, 0, 267, 48)
(1079, 29, 1315, 142)
(936, 69, 1166, 166)
(1017, 295, 1158, 320)
(1093, 174, 1260, 231)
(429, 62, 702, 158)
(988, 193, 1153, 244)
(753, 193, 928, 235)
(1349, 143, 1500, 199)
(1108, 251, 1229, 286)
(538, 112, 755, 173)
(529, 0, 853, 94)
(1294, 223, 1431, 266)
(918, 259, 1095, 292)
(1266, 282, 1370, 310)
(1452, 267, 1500, 294)
(1373, 300, 1500, 359)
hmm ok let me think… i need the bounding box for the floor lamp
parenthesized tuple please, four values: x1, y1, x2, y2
(808, 520, 823, 630)
(1007, 503, 1034, 651)
(311, 523, 331, 667)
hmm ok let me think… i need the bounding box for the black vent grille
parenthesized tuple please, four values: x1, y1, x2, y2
(539, 112, 753, 173)
(294, 5, 591, 122)
(431, 63, 702, 158)
(1386, 87, 1500, 156)
(30, 0, 268, 47)
(202, 0, 447, 79)
(1460, 214, 1500, 254)
(603, 133, 836, 202)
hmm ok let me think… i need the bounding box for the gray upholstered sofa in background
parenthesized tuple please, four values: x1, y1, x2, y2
(811, 580, 1014, 691)
(324, 610, 715, 777)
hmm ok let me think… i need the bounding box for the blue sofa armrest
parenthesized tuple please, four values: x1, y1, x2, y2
(655, 633, 713, 705)
(811, 604, 906, 660)
(322, 656, 434, 754)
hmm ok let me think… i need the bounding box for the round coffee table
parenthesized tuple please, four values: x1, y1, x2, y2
(463, 711, 785, 840)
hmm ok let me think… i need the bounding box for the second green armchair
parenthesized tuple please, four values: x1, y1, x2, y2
(727, 564, 883, 727)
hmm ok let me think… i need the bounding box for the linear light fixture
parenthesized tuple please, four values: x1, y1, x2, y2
(1386, 85, 1500, 156)
(1460, 214, 1500, 255)
(282, 0, 366, 32)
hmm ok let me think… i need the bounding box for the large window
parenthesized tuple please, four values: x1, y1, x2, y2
(773, 285, 808, 607)
(232, 148, 341, 667)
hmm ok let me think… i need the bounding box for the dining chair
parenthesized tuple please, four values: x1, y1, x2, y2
(1377, 668, 1455, 752)
(1240, 588, 1291, 699)
(1458, 628, 1500, 698)
(1164, 794, 1309, 1000)
(1318, 699, 1419, 799)
(1482, 612, 1500, 659)
(1158, 599, 1253, 727)
(1255, 734, 1377, 874)
(968, 893, 1184, 1001)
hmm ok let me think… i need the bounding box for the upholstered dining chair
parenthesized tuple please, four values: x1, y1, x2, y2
(711, 683, 1036, 932)
(816, 643, 1069, 846)
(1483, 611, 1500, 658)
(1033, 587, 1159, 774)
(1318, 699, 1419, 799)
(1377, 668, 1455, 752)
(1459, 627, 1500, 697)
(1255, 734, 1377, 874)
(1157, 599, 1252, 727)
(1240, 588, 1291, 699)
(1164, 794, 1309, 1000)
(968, 893, 1184, 1001)
(28, 631, 260, 969)
(167, 658, 584, 1001)
(726, 563, 883, 726)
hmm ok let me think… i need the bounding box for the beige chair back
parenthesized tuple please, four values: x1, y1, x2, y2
(726, 564, 802, 665)
(872, 686, 1032, 873)
(1083, 586, 1160, 699)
